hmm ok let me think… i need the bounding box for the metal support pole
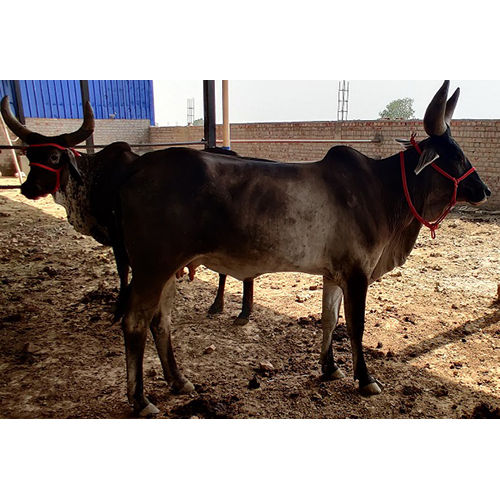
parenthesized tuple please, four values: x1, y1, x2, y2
(222, 80, 230, 149)
(0, 112, 23, 185)
(203, 80, 216, 149)
(79, 80, 95, 154)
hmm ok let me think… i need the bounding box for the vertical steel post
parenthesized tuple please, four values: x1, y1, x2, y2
(0, 113, 23, 184)
(222, 80, 230, 149)
(79, 80, 95, 153)
(203, 80, 216, 148)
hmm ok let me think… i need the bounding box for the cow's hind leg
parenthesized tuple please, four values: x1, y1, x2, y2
(151, 277, 195, 395)
(122, 280, 162, 417)
(208, 274, 227, 315)
(343, 269, 382, 396)
(234, 278, 254, 326)
(320, 277, 345, 380)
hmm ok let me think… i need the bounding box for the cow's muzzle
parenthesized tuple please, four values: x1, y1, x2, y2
(469, 185, 491, 206)
(459, 176, 491, 206)
(20, 182, 49, 200)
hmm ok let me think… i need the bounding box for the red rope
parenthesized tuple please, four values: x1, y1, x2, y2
(28, 162, 61, 194)
(401, 134, 476, 239)
(25, 143, 81, 157)
(23, 143, 82, 194)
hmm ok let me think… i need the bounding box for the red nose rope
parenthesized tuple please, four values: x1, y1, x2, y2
(24, 143, 82, 194)
(400, 134, 476, 239)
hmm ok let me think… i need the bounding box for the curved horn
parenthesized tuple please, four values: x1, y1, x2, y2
(444, 87, 460, 126)
(63, 101, 95, 146)
(1, 96, 33, 142)
(423, 80, 449, 137)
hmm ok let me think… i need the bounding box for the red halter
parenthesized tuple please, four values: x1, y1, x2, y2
(400, 134, 476, 239)
(24, 143, 81, 194)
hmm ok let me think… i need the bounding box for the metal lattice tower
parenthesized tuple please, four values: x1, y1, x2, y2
(337, 81, 349, 121)
(187, 97, 195, 125)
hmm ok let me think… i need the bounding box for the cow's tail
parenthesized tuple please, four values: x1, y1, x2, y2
(110, 196, 131, 324)
(113, 283, 130, 324)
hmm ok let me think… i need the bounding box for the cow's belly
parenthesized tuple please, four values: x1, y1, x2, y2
(194, 251, 329, 281)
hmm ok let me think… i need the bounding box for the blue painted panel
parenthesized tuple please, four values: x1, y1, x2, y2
(33, 80, 44, 117)
(0, 81, 18, 115)
(1, 80, 155, 124)
(21, 80, 35, 118)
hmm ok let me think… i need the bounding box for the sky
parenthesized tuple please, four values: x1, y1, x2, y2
(152, 80, 500, 126)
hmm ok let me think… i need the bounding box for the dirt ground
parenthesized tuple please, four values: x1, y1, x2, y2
(0, 185, 499, 419)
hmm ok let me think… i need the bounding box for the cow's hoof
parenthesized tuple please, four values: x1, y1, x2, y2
(359, 380, 382, 396)
(321, 363, 345, 380)
(208, 304, 223, 315)
(233, 316, 249, 326)
(330, 367, 346, 380)
(172, 379, 195, 394)
(138, 402, 160, 418)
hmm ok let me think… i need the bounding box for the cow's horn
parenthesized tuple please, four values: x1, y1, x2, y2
(63, 101, 95, 146)
(423, 80, 449, 137)
(1, 96, 33, 142)
(444, 87, 460, 126)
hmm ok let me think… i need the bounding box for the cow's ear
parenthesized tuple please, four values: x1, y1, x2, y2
(395, 138, 413, 149)
(65, 149, 83, 184)
(415, 146, 440, 175)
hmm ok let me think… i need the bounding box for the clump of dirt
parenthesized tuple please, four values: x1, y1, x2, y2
(471, 403, 500, 419)
(170, 395, 240, 419)
(80, 288, 118, 306)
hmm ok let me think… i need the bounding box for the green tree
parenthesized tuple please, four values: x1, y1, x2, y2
(193, 118, 204, 126)
(379, 98, 415, 120)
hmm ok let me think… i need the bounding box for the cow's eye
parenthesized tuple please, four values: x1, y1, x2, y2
(50, 154, 59, 163)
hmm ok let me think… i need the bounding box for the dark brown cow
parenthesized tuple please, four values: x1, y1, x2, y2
(116, 81, 490, 416)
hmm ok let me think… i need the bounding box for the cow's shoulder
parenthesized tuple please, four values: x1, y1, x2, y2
(323, 145, 371, 165)
(122, 147, 212, 197)
(96, 142, 137, 165)
(320, 146, 374, 181)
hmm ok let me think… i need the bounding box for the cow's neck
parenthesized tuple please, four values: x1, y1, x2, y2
(370, 146, 448, 280)
(378, 145, 452, 231)
(52, 153, 103, 240)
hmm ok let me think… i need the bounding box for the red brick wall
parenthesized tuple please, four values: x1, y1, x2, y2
(24, 117, 151, 147)
(151, 120, 500, 210)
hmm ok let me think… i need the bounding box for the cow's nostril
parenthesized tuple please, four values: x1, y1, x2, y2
(485, 187, 491, 197)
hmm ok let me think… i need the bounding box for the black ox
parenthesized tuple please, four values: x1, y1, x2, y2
(4, 82, 491, 417)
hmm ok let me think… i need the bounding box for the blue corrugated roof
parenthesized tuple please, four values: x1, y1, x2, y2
(1, 80, 155, 125)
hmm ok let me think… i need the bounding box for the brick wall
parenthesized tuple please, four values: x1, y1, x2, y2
(151, 120, 500, 210)
(0, 118, 151, 175)
(24, 117, 151, 147)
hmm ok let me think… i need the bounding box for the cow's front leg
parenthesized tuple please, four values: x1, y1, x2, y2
(320, 277, 345, 379)
(234, 279, 254, 325)
(151, 277, 195, 395)
(208, 274, 227, 315)
(343, 270, 382, 396)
